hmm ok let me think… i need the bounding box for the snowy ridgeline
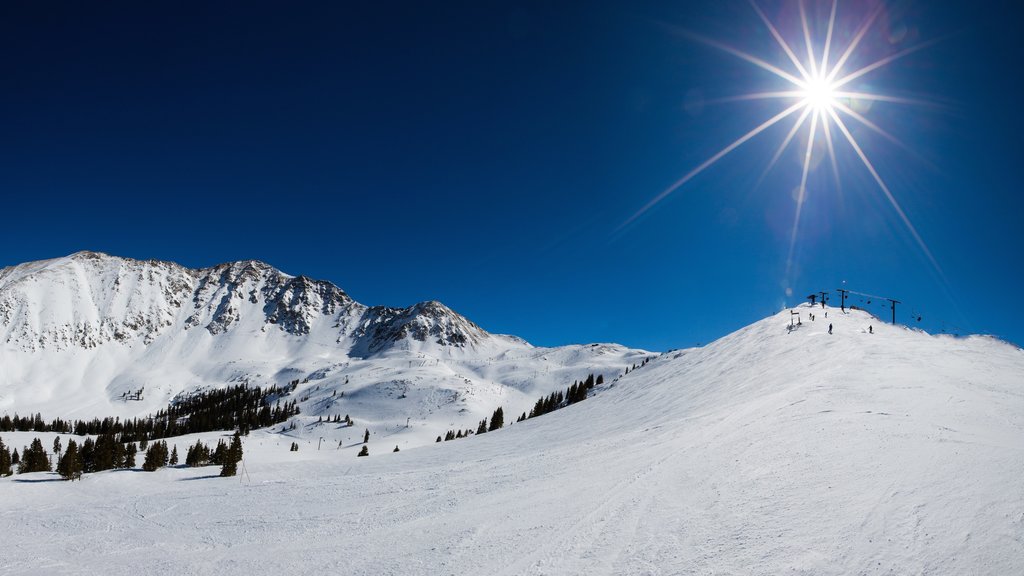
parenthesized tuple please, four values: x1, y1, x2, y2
(1, 304, 1022, 575)
(0, 251, 652, 449)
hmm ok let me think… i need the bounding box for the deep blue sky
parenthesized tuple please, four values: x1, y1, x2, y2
(2, 1, 1021, 350)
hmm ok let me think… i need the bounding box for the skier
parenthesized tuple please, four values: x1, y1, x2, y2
(828, 323, 833, 335)
(869, 325, 873, 334)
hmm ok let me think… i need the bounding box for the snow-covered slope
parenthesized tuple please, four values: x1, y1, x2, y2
(0, 251, 650, 445)
(2, 304, 1021, 575)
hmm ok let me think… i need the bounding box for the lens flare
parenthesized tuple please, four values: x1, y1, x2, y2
(620, 0, 944, 288)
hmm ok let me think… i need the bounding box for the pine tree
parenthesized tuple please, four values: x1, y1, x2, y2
(125, 443, 137, 468)
(53, 436, 62, 455)
(219, 434, 242, 477)
(488, 407, 504, 431)
(18, 438, 51, 474)
(57, 440, 83, 481)
(393, 445, 399, 452)
(435, 436, 442, 443)
(10, 448, 19, 467)
(80, 438, 95, 473)
(476, 419, 487, 435)
(357, 446, 369, 457)
(141, 441, 168, 472)
(169, 446, 179, 466)
(363, 428, 369, 444)
(0, 436, 11, 476)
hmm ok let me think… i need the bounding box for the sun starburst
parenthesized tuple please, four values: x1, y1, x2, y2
(621, 0, 943, 291)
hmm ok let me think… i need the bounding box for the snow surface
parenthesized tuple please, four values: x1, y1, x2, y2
(2, 304, 1022, 575)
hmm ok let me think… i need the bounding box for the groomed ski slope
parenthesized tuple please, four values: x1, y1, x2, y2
(2, 304, 1022, 575)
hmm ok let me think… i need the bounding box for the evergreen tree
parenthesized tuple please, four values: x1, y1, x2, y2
(219, 435, 242, 477)
(92, 434, 117, 471)
(169, 446, 179, 466)
(141, 441, 168, 472)
(57, 440, 83, 481)
(357, 446, 369, 457)
(488, 407, 504, 431)
(80, 438, 95, 473)
(112, 439, 127, 469)
(125, 443, 137, 468)
(18, 438, 51, 473)
(11, 448, 19, 467)
(435, 436, 442, 443)
(476, 419, 487, 435)
(186, 440, 212, 466)
(0, 436, 11, 476)
(363, 428, 369, 444)
(53, 436, 62, 455)
(393, 445, 399, 452)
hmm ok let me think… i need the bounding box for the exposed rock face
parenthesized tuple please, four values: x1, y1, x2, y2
(0, 251, 485, 354)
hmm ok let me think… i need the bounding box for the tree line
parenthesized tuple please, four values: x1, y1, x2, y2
(516, 373, 603, 422)
(0, 383, 299, 441)
(0, 431, 244, 481)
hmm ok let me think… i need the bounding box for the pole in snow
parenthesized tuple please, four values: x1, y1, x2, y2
(887, 299, 900, 325)
(837, 288, 849, 312)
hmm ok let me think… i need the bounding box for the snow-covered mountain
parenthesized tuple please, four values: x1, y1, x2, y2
(0, 251, 650, 443)
(2, 303, 1021, 575)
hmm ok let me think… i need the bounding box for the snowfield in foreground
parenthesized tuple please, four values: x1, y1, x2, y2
(2, 305, 1023, 575)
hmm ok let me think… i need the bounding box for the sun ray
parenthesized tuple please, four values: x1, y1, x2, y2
(833, 38, 944, 89)
(825, 2, 885, 83)
(827, 108, 943, 275)
(748, 0, 811, 81)
(833, 91, 941, 107)
(833, 100, 907, 150)
(833, 100, 939, 173)
(798, 0, 818, 78)
(820, 109, 841, 190)
(675, 30, 806, 86)
(820, 0, 838, 74)
(618, 101, 806, 231)
(785, 108, 820, 281)
(705, 90, 805, 105)
(759, 105, 813, 184)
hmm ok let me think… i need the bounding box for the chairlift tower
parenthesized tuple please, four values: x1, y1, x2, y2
(887, 298, 900, 325)
(837, 289, 849, 312)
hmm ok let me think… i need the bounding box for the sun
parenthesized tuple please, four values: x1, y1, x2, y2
(619, 0, 943, 290)
(800, 74, 837, 111)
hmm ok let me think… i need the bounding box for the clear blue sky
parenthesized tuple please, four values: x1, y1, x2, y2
(2, 1, 1021, 350)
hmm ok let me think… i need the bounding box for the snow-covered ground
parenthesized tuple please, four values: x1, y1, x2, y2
(3, 304, 1022, 575)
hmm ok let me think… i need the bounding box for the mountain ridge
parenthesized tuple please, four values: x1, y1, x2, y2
(0, 251, 649, 441)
